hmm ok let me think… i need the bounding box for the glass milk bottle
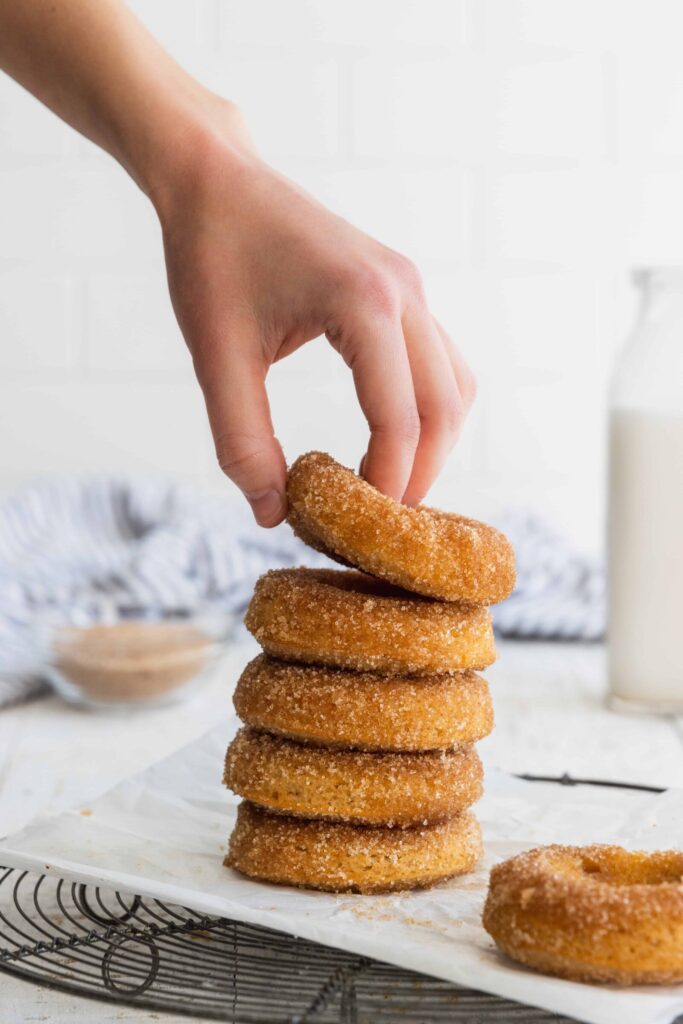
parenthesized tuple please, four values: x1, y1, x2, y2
(608, 268, 683, 712)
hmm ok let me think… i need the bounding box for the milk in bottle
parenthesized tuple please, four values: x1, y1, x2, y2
(608, 269, 683, 711)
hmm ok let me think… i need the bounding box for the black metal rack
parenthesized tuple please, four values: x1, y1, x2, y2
(0, 865, 573, 1022)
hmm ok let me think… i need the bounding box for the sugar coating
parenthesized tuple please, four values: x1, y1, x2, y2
(224, 727, 483, 826)
(226, 801, 483, 893)
(228, 453, 513, 894)
(287, 451, 515, 605)
(483, 844, 683, 985)
(234, 654, 494, 751)
(244, 568, 496, 674)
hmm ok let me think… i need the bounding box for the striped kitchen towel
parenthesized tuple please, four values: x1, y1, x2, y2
(0, 475, 605, 707)
(493, 508, 604, 642)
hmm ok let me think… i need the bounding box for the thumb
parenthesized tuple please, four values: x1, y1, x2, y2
(196, 334, 287, 527)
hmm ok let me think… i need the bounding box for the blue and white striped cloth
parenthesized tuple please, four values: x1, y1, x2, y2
(0, 476, 605, 707)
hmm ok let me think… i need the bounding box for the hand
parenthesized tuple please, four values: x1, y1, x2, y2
(0, 0, 474, 528)
(154, 105, 476, 527)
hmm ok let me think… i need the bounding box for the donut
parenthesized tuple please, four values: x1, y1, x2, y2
(224, 727, 483, 826)
(287, 451, 515, 605)
(483, 844, 683, 985)
(244, 568, 495, 674)
(226, 801, 482, 893)
(234, 654, 494, 751)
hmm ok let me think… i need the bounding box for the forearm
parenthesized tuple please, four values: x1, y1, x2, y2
(0, 0, 239, 196)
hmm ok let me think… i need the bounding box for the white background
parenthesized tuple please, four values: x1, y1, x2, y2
(1, 0, 683, 553)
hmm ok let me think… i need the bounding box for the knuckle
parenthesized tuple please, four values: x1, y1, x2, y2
(214, 433, 270, 481)
(349, 265, 399, 317)
(375, 405, 422, 448)
(392, 253, 426, 303)
(424, 391, 464, 436)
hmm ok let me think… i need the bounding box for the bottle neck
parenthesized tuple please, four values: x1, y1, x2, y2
(612, 269, 683, 414)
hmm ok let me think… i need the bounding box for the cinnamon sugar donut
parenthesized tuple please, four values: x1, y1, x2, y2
(244, 568, 495, 674)
(287, 451, 515, 605)
(224, 728, 483, 826)
(234, 654, 493, 751)
(226, 801, 482, 893)
(483, 844, 683, 985)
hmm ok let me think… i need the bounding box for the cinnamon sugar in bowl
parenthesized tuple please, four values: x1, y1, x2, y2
(39, 611, 230, 710)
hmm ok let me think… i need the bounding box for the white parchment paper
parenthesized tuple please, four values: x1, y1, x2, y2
(1, 720, 683, 1024)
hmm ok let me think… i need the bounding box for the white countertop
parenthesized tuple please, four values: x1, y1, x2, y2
(1, 638, 682, 1022)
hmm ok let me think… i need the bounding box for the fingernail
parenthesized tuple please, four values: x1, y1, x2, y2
(358, 455, 367, 478)
(248, 488, 285, 527)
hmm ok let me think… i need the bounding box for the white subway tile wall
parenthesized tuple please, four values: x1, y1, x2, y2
(0, 0, 681, 552)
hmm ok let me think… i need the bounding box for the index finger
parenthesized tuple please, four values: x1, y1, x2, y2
(334, 312, 420, 501)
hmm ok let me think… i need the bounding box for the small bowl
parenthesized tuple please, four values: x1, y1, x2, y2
(36, 607, 232, 710)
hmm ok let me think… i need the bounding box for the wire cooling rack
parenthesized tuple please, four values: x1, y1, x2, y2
(0, 865, 576, 1023)
(1, 775, 667, 1022)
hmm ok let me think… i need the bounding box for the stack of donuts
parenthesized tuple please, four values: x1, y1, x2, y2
(224, 451, 515, 893)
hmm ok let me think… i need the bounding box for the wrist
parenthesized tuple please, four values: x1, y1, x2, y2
(110, 55, 255, 210)
(146, 94, 257, 221)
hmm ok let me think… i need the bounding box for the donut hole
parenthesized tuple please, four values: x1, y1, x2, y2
(578, 848, 683, 887)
